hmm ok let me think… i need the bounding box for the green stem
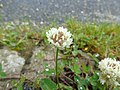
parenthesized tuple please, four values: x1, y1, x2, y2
(55, 48, 59, 88)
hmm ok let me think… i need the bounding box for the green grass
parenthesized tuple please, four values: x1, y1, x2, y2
(0, 19, 120, 59)
(65, 20, 120, 59)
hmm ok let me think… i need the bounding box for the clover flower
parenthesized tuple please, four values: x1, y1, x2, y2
(46, 27, 73, 49)
(98, 58, 120, 86)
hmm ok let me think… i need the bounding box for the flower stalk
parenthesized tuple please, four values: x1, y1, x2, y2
(55, 47, 59, 88)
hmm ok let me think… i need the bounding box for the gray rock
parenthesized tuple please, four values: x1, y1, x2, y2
(0, 47, 25, 76)
(22, 45, 62, 79)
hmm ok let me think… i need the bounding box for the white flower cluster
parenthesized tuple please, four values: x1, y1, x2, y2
(46, 27, 73, 49)
(98, 58, 120, 86)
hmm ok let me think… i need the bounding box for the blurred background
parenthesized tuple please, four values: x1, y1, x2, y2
(0, 0, 120, 23)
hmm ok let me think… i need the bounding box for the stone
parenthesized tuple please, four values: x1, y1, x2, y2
(0, 47, 25, 76)
(21, 45, 62, 79)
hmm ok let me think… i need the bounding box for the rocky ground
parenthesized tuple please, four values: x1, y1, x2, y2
(0, 44, 63, 89)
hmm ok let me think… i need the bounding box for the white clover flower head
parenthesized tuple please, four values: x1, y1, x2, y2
(98, 57, 120, 86)
(46, 26, 73, 49)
